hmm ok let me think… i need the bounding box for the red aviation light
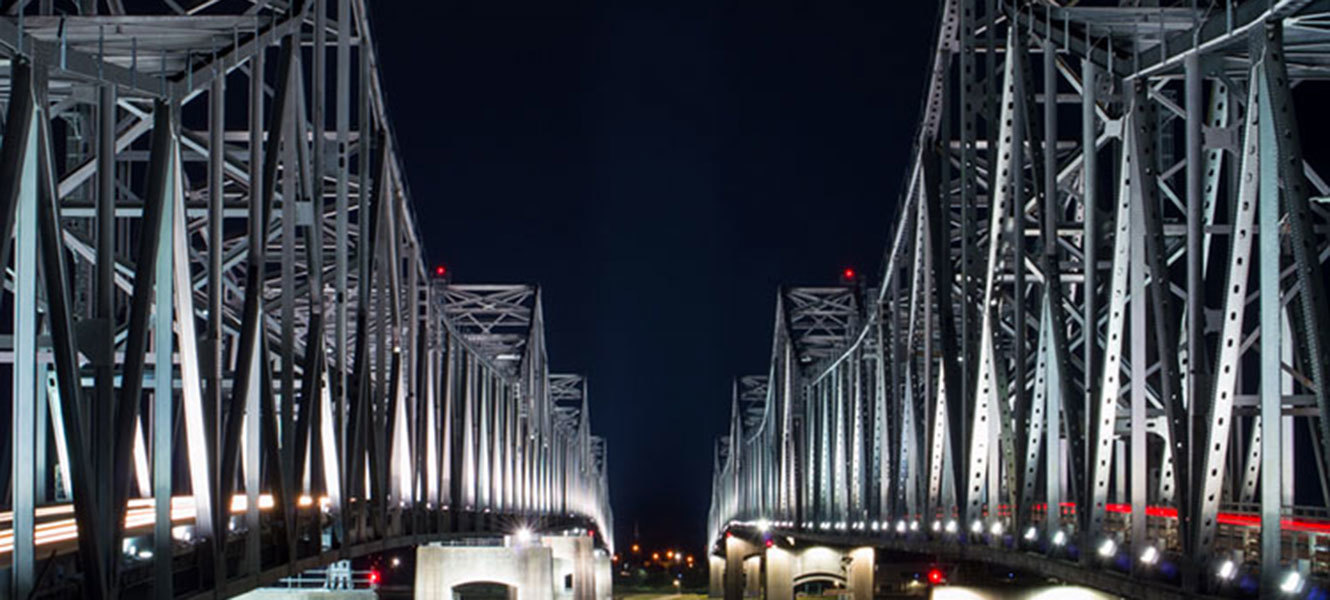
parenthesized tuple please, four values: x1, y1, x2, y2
(434, 265, 448, 277)
(927, 568, 945, 585)
(368, 569, 381, 586)
(843, 268, 856, 280)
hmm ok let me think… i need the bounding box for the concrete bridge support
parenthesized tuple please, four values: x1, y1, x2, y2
(595, 554, 612, 600)
(743, 555, 762, 597)
(545, 536, 596, 600)
(845, 548, 874, 600)
(709, 555, 725, 597)
(719, 543, 873, 600)
(415, 536, 610, 600)
(723, 537, 759, 600)
(762, 547, 793, 600)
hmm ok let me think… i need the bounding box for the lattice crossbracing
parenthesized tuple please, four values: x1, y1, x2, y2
(0, 2, 613, 599)
(710, 1, 1330, 597)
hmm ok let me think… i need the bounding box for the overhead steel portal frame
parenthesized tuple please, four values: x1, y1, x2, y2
(710, 0, 1330, 598)
(0, 2, 613, 599)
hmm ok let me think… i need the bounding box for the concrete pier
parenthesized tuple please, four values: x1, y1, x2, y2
(414, 535, 610, 600)
(716, 543, 874, 600)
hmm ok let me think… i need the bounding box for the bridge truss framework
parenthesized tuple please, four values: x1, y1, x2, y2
(0, 1, 613, 599)
(711, 0, 1330, 597)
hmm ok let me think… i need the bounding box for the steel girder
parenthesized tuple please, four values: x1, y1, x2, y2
(0, 2, 614, 598)
(709, 0, 1330, 596)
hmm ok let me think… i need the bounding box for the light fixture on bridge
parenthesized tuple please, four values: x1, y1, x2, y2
(515, 527, 534, 544)
(1139, 546, 1159, 566)
(870, 521, 880, 531)
(989, 521, 1003, 536)
(1023, 527, 1038, 542)
(910, 520, 919, 532)
(944, 520, 958, 534)
(969, 520, 984, 535)
(1217, 559, 1237, 581)
(1051, 531, 1067, 546)
(1280, 570, 1305, 594)
(1096, 538, 1117, 559)
(895, 520, 907, 534)
(931, 520, 942, 532)
(757, 519, 771, 533)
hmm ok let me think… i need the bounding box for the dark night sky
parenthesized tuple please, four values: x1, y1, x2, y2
(368, 1, 937, 550)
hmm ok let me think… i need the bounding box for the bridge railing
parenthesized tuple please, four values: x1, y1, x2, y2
(0, 2, 612, 599)
(711, 0, 1330, 595)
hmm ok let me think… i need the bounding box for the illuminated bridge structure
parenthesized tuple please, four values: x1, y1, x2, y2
(0, 1, 613, 598)
(709, 1, 1330, 598)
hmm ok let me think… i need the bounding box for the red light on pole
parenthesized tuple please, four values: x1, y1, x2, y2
(843, 267, 855, 280)
(434, 265, 448, 277)
(927, 568, 944, 585)
(368, 569, 381, 586)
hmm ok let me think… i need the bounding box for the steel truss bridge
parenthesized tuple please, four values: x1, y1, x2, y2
(0, 1, 614, 599)
(710, 0, 1330, 598)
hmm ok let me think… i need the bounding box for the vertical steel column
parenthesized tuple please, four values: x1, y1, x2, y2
(206, 63, 225, 556)
(1182, 45, 1204, 569)
(1009, 33, 1029, 531)
(241, 42, 266, 576)
(1127, 83, 1148, 565)
(7, 64, 40, 600)
(94, 83, 117, 575)
(151, 107, 176, 598)
(334, 0, 352, 543)
(1080, 57, 1098, 545)
(1256, 51, 1284, 595)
